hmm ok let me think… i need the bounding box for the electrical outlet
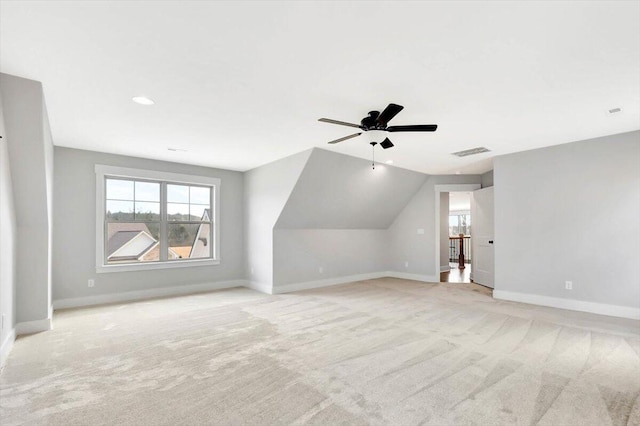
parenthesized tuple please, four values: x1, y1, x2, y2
(417, 228, 425, 235)
(565, 281, 573, 290)
(319, 266, 324, 274)
(250, 267, 254, 275)
(88, 279, 95, 288)
(404, 261, 409, 268)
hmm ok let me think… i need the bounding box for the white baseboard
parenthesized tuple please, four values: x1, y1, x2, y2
(274, 272, 388, 294)
(245, 281, 273, 295)
(0, 328, 16, 368)
(440, 265, 451, 273)
(493, 290, 640, 320)
(53, 279, 246, 310)
(272, 271, 441, 294)
(15, 317, 52, 335)
(384, 271, 439, 283)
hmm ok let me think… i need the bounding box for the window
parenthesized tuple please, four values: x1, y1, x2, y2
(96, 165, 220, 272)
(449, 213, 471, 236)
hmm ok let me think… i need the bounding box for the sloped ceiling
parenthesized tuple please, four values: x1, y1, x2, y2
(275, 149, 427, 229)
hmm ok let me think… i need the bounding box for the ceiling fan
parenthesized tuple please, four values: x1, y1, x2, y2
(318, 103, 437, 149)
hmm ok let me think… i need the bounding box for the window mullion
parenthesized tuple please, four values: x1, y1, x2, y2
(211, 186, 215, 260)
(160, 182, 168, 262)
(133, 179, 136, 221)
(103, 177, 108, 265)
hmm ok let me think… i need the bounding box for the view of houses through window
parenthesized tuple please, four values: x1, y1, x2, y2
(105, 178, 212, 264)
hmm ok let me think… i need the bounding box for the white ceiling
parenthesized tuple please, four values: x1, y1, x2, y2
(1, 1, 638, 174)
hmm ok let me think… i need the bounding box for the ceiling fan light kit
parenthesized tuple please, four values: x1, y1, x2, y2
(318, 103, 438, 161)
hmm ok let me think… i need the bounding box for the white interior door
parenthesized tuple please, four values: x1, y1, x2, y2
(471, 187, 494, 288)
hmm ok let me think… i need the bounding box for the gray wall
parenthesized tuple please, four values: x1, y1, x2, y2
(276, 149, 427, 229)
(494, 131, 640, 309)
(387, 175, 482, 279)
(0, 74, 53, 324)
(243, 149, 311, 291)
(273, 229, 388, 286)
(271, 149, 426, 289)
(481, 170, 493, 188)
(0, 88, 17, 353)
(53, 147, 245, 301)
(439, 192, 450, 271)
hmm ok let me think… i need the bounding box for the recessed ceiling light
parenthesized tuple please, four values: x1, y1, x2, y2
(132, 96, 154, 105)
(385, 160, 393, 164)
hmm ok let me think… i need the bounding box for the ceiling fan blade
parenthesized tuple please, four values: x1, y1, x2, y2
(327, 132, 362, 144)
(387, 124, 438, 132)
(376, 103, 404, 127)
(318, 118, 362, 129)
(380, 138, 394, 149)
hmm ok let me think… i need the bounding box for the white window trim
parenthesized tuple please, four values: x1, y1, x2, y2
(95, 164, 221, 273)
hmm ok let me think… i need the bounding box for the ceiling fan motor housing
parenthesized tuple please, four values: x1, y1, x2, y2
(361, 111, 382, 130)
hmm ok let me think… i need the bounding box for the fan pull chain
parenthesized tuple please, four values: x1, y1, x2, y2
(370, 142, 377, 170)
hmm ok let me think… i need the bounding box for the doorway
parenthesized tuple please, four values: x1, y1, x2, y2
(435, 184, 494, 288)
(434, 184, 480, 284)
(440, 191, 472, 283)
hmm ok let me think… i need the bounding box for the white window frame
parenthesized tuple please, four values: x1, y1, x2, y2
(95, 165, 221, 273)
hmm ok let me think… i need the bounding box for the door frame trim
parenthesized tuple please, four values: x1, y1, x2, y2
(434, 184, 481, 282)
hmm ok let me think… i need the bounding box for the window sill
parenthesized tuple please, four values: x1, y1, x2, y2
(96, 258, 220, 274)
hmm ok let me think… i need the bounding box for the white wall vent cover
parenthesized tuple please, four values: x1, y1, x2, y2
(451, 147, 491, 157)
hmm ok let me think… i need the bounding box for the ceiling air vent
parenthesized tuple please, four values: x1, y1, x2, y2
(451, 147, 491, 157)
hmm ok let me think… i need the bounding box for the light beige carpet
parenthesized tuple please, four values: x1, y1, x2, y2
(1, 278, 639, 425)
